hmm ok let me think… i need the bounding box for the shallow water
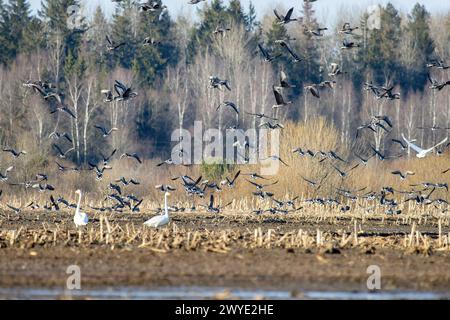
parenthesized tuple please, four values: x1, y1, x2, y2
(0, 287, 449, 300)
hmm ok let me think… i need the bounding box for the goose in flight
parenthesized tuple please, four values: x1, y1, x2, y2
(2, 148, 27, 158)
(120, 152, 142, 164)
(94, 125, 118, 137)
(258, 43, 281, 63)
(32, 183, 55, 192)
(242, 172, 269, 180)
(200, 194, 232, 214)
(247, 179, 279, 192)
(391, 170, 415, 180)
(213, 26, 231, 36)
(272, 86, 292, 108)
(106, 35, 126, 51)
(354, 153, 373, 166)
(331, 164, 349, 178)
(338, 23, 359, 35)
(56, 161, 79, 172)
(49, 131, 73, 143)
(139, 1, 167, 12)
(101, 89, 115, 102)
(379, 86, 401, 100)
(155, 184, 176, 192)
(277, 70, 296, 89)
(88, 162, 111, 180)
(220, 170, 240, 188)
(341, 39, 360, 50)
(114, 80, 138, 101)
(262, 155, 289, 166)
(217, 101, 239, 114)
(0, 166, 13, 182)
(101, 149, 117, 165)
(188, 0, 206, 4)
(274, 7, 297, 25)
(157, 158, 174, 166)
(209, 76, 231, 91)
(328, 63, 345, 77)
(402, 133, 448, 158)
(74, 190, 89, 227)
(245, 112, 278, 121)
(116, 177, 140, 186)
(144, 192, 171, 228)
(428, 74, 450, 91)
(259, 122, 284, 129)
(275, 40, 302, 62)
(52, 144, 75, 159)
(426, 59, 450, 70)
(143, 36, 160, 46)
(6, 204, 21, 214)
(50, 105, 77, 119)
(304, 26, 328, 37)
(304, 84, 320, 98)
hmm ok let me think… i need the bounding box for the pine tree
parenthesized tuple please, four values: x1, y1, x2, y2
(6, 0, 33, 55)
(39, 0, 84, 69)
(111, 0, 137, 69)
(405, 3, 434, 90)
(0, 0, 13, 65)
(134, 1, 179, 85)
(226, 0, 246, 26)
(364, 3, 402, 85)
(244, 1, 259, 32)
(84, 6, 110, 68)
(187, 0, 226, 59)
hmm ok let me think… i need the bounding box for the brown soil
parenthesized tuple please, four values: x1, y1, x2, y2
(1, 211, 450, 293)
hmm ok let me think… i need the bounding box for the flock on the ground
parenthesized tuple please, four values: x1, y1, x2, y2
(2, 0, 450, 228)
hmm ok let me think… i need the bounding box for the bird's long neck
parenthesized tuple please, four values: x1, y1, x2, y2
(76, 192, 82, 214)
(164, 193, 169, 217)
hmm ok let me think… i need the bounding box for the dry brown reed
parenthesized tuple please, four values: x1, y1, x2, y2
(1, 118, 450, 214)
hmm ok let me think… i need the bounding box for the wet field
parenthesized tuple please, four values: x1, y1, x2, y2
(1, 210, 450, 299)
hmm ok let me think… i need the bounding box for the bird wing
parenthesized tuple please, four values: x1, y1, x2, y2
(426, 137, 449, 152)
(285, 7, 294, 20)
(209, 194, 214, 208)
(106, 35, 112, 45)
(258, 44, 269, 59)
(273, 9, 282, 21)
(231, 170, 241, 183)
(282, 43, 301, 60)
(94, 125, 106, 134)
(273, 86, 284, 105)
(52, 144, 63, 155)
(402, 133, 424, 154)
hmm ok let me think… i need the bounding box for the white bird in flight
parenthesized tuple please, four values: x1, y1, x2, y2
(144, 192, 171, 228)
(74, 189, 89, 227)
(402, 133, 448, 158)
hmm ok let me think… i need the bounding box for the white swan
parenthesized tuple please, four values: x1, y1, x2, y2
(74, 189, 89, 227)
(144, 192, 170, 228)
(402, 133, 448, 158)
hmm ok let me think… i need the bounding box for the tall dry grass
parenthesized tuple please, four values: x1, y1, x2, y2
(1, 117, 450, 210)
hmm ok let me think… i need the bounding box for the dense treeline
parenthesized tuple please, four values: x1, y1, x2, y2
(0, 0, 449, 171)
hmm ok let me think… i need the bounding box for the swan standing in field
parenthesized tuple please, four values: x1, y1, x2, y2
(402, 133, 448, 158)
(74, 189, 89, 227)
(144, 192, 170, 228)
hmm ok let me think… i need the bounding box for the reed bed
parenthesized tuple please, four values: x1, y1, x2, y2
(3, 118, 450, 205)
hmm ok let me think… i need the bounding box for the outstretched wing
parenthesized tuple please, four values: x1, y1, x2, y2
(402, 133, 424, 154)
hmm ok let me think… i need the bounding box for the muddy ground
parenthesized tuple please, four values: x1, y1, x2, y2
(1, 211, 450, 295)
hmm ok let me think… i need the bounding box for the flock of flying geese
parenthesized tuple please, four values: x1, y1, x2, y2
(2, 0, 450, 228)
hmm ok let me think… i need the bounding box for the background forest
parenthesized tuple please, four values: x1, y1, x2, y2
(0, 0, 449, 201)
